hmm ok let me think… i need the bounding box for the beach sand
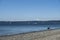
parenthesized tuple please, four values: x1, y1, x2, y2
(0, 29, 60, 40)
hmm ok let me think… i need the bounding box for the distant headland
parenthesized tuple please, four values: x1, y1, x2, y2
(0, 20, 60, 26)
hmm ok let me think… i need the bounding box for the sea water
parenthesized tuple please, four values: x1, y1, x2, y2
(0, 25, 60, 35)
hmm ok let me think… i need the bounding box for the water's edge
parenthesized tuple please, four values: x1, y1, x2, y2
(0, 28, 60, 37)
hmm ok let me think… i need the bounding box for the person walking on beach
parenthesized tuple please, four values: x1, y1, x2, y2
(48, 27, 50, 30)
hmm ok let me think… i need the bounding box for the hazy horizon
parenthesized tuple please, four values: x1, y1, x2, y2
(0, 0, 60, 21)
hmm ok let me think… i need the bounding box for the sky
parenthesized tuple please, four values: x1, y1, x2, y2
(0, 0, 60, 21)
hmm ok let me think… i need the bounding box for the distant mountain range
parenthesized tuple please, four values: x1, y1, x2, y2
(0, 20, 60, 26)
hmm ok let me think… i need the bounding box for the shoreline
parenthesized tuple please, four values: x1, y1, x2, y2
(0, 28, 59, 36)
(0, 29, 57, 37)
(0, 29, 60, 40)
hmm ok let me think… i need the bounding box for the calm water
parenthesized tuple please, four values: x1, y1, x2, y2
(0, 25, 60, 35)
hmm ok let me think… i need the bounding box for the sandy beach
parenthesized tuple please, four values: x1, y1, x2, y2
(0, 29, 60, 40)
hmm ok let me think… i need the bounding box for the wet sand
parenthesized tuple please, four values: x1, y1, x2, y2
(0, 29, 60, 40)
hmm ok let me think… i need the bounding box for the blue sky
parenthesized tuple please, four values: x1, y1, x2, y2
(0, 0, 60, 21)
